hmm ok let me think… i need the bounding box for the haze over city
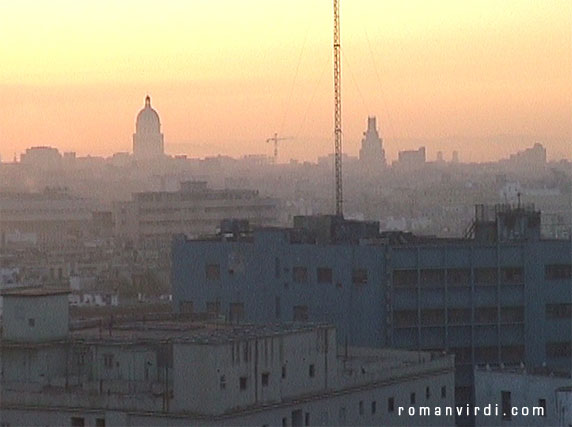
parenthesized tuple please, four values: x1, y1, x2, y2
(0, 0, 570, 162)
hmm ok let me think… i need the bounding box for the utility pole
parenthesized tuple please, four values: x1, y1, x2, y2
(333, 0, 343, 216)
(266, 133, 293, 164)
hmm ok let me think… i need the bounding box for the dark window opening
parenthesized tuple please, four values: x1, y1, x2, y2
(352, 268, 368, 285)
(317, 267, 333, 283)
(441, 386, 446, 398)
(219, 375, 226, 390)
(205, 263, 220, 280)
(393, 269, 417, 287)
(426, 386, 431, 400)
(420, 269, 444, 287)
(475, 268, 497, 285)
(410, 392, 416, 405)
(447, 268, 470, 286)
(448, 308, 471, 324)
(28, 318, 35, 327)
(261, 372, 269, 386)
(546, 341, 572, 358)
(502, 267, 524, 284)
(293, 266, 308, 283)
(359, 400, 364, 416)
(71, 417, 85, 427)
(501, 306, 524, 323)
(546, 303, 572, 319)
(104, 354, 113, 369)
(239, 376, 247, 391)
(293, 305, 309, 322)
(371, 400, 377, 415)
(545, 264, 571, 280)
(394, 310, 417, 327)
(388, 397, 395, 412)
(309, 364, 315, 378)
(95, 418, 105, 427)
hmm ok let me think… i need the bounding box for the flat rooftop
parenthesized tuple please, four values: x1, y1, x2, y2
(1, 287, 70, 297)
(71, 320, 333, 345)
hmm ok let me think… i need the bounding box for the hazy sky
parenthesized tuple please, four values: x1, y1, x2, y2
(0, 0, 570, 162)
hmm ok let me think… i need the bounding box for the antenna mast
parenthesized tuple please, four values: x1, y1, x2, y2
(333, 0, 343, 216)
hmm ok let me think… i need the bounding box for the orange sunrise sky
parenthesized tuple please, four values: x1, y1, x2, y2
(0, 0, 570, 163)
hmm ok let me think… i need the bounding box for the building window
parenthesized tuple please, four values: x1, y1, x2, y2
(501, 267, 524, 284)
(545, 264, 571, 280)
(371, 400, 377, 415)
(475, 268, 497, 285)
(220, 375, 226, 390)
(426, 386, 431, 400)
(95, 418, 105, 427)
(292, 266, 308, 283)
(441, 386, 446, 398)
(304, 413, 310, 426)
(359, 400, 364, 416)
(388, 397, 395, 413)
(546, 341, 572, 358)
(546, 303, 572, 319)
(420, 269, 445, 287)
(71, 417, 85, 427)
(262, 372, 269, 387)
(538, 399, 546, 416)
(352, 268, 368, 285)
(501, 306, 524, 323)
(293, 305, 309, 322)
(275, 257, 281, 279)
(309, 364, 315, 378)
(239, 376, 247, 391)
(282, 365, 287, 379)
(474, 307, 497, 323)
(317, 267, 333, 283)
(448, 308, 471, 324)
(103, 354, 113, 369)
(410, 392, 416, 405)
(420, 309, 445, 325)
(501, 391, 511, 420)
(229, 302, 245, 323)
(501, 345, 525, 363)
(393, 269, 417, 287)
(206, 301, 221, 315)
(205, 263, 220, 280)
(28, 318, 35, 327)
(282, 417, 287, 427)
(447, 268, 470, 286)
(394, 310, 417, 328)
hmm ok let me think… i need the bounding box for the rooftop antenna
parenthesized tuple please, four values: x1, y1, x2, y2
(333, 0, 343, 216)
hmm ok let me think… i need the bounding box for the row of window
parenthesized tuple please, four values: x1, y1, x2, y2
(546, 303, 572, 319)
(449, 346, 525, 364)
(393, 306, 524, 327)
(206, 263, 571, 284)
(393, 267, 525, 287)
(224, 364, 317, 391)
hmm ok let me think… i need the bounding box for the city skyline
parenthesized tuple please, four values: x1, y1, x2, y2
(0, 0, 570, 162)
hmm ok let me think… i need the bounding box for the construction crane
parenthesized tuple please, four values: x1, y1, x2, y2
(333, 0, 343, 216)
(266, 133, 293, 163)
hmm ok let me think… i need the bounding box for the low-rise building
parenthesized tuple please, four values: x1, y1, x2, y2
(474, 364, 571, 426)
(0, 288, 455, 426)
(113, 181, 278, 248)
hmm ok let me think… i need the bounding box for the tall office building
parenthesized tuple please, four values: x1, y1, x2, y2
(358, 116, 386, 172)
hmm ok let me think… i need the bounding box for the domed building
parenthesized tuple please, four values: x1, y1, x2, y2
(133, 95, 164, 160)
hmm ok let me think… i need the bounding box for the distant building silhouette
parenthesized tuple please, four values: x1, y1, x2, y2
(358, 116, 386, 172)
(133, 95, 164, 160)
(395, 146, 426, 169)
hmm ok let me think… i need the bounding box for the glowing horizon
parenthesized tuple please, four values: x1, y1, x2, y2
(0, 0, 570, 162)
